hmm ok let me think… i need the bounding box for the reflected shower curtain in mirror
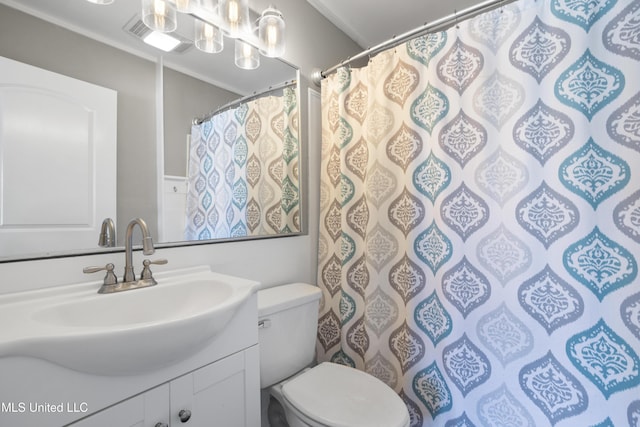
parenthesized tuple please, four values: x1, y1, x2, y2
(185, 87, 299, 240)
(316, 0, 640, 425)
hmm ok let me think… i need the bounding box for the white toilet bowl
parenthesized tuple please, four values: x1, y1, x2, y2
(269, 362, 410, 427)
(258, 284, 410, 427)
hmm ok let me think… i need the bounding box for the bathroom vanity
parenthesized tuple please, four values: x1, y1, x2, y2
(0, 266, 261, 427)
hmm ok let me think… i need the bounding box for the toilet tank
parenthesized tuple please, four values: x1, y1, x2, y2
(258, 283, 322, 388)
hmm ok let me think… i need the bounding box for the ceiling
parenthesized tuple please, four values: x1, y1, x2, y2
(307, 0, 483, 48)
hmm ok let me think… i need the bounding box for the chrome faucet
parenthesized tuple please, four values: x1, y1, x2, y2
(84, 217, 167, 293)
(98, 218, 116, 247)
(123, 217, 155, 283)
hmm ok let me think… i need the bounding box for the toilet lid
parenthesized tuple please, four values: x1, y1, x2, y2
(282, 362, 409, 427)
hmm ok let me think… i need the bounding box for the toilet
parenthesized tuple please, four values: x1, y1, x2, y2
(258, 283, 410, 427)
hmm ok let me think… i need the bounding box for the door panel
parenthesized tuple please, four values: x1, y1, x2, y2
(0, 55, 116, 258)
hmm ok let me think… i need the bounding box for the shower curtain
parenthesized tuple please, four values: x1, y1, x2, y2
(185, 87, 299, 240)
(316, 0, 640, 425)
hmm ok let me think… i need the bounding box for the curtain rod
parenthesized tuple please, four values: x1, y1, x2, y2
(193, 79, 298, 125)
(313, 0, 518, 84)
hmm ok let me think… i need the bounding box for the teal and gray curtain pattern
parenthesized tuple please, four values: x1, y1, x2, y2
(185, 87, 300, 240)
(316, 0, 640, 425)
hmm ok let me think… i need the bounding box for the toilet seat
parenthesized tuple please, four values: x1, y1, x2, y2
(281, 362, 410, 427)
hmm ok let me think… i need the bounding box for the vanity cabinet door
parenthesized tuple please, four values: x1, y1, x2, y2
(67, 383, 169, 427)
(66, 346, 259, 427)
(170, 346, 260, 427)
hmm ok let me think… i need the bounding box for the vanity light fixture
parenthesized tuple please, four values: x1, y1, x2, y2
(143, 31, 182, 51)
(258, 6, 285, 57)
(234, 39, 260, 70)
(195, 19, 224, 53)
(141, 0, 177, 33)
(100, 0, 288, 68)
(180, 0, 287, 68)
(219, 0, 251, 38)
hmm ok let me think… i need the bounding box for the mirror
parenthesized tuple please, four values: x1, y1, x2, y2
(0, 0, 300, 261)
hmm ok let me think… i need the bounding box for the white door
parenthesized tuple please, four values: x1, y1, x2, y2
(0, 55, 117, 258)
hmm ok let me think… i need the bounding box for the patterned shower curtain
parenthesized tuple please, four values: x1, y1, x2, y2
(316, 0, 640, 426)
(185, 86, 300, 240)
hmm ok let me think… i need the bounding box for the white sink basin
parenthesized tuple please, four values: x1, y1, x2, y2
(0, 266, 259, 375)
(35, 278, 235, 328)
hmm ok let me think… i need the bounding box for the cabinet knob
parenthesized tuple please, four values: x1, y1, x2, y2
(155, 423, 168, 427)
(178, 409, 192, 423)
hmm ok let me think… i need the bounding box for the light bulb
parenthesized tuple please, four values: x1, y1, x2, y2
(142, 0, 177, 33)
(220, 0, 250, 38)
(228, 2, 238, 23)
(258, 6, 285, 57)
(235, 39, 260, 70)
(195, 19, 223, 53)
(174, 0, 192, 13)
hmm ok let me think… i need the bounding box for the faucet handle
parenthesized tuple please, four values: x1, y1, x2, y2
(140, 258, 168, 280)
(83, 263, 118, 285)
